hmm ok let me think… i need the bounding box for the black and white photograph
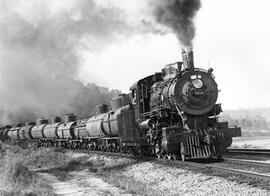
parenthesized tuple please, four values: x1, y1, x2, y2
(0, 0, 269, 195)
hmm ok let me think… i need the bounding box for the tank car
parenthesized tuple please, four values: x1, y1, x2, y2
(18, 122, 35, 140)
(7, 124, 23, 141)
(43, 117, 62, 139)
(31, 118, 49, 139)
(0, 125, 11, 142)
(73, 118, 90, 149)
(54, 114, 78, 148)
(85, 99, 139, 152)
(74, 119, 90, 139)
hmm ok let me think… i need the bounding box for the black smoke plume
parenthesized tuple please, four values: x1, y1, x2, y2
(152, 0, 201, 48)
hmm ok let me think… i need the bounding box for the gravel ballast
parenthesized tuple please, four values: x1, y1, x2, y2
(121, 161, 269, 196)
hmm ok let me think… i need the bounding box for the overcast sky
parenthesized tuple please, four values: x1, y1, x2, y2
(1, 0, 269, 111)
(78, 0, 270, 110)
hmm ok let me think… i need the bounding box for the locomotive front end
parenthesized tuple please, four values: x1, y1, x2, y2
(150, 51, 219, 116)
(172, 68, 218, 115)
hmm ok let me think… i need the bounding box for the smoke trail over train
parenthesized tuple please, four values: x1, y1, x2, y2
(0, 0, 128, 123)
(0, 0, 202, 124)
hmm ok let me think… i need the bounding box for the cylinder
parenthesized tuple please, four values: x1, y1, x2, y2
(139, 119, 153, 130)
(64, 114, 76, 123)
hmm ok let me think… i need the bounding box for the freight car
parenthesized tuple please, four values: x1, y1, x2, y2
(1, 50, 241, 161)
(0, 125, 12, 142)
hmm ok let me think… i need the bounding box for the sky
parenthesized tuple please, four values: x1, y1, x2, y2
(78, 0, 270, 110)
(1, 0, 270, 112)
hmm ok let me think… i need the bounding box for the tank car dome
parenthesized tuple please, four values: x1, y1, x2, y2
(174, 69, 218, 115)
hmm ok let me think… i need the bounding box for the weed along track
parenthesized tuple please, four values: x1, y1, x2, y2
(1, 143, 269, 196)
(30, 149, 138, 196)
(37, 169, 135, 196)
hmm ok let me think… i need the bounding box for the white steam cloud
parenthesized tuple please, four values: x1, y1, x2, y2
(0, 0, 201, 124)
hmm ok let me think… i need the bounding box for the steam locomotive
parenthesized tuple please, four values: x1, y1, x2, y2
(0, 51, 241, 161)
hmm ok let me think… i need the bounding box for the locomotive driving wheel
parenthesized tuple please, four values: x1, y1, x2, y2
(180, 142, 186, 162)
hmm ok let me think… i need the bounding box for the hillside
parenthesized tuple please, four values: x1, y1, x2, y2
(221, 108, 270, 130)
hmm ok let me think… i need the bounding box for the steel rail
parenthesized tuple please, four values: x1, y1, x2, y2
(207, 165, 270, 182)
(223, 158, 270, 168)
(61, 148, 137, 160)
(153, 159, 270, 190)
(227, 148, 270, 156)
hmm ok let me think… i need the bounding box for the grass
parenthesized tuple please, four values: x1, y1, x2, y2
(0, 142, 70, 196)
(82, 159, 172, 196)
(99, 167, 166, 196)
(0, 142, 171, 195)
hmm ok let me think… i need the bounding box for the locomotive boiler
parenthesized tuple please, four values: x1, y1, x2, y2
(1, 50, 241, 161)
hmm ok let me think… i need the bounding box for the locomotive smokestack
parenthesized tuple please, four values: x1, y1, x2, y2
(182, 50, 188, 70)
(188, 50, 194, 70)
(182, 50, 194, 70)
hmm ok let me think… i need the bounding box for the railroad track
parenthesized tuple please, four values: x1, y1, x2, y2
(72, 149, 270, 190)
(227, 148, 270, 156)
(154, 158, 270, 190)
(223, 158, 270, 174)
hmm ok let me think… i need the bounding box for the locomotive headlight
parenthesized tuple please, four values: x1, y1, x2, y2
(192, 79, 203, 89)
